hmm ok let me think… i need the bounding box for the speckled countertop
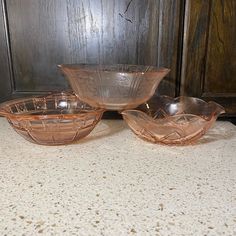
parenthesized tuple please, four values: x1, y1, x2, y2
(0, 118, 235, 236)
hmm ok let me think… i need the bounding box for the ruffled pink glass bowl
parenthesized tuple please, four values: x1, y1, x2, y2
(59, 64, 170, 110)
(0, 92, 104, 145)
(121, 96, 225, 145)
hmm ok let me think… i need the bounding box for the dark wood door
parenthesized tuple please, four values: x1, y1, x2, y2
(181, 0, 236, 116)
(1, 0, 182, 99)
(0, 0, 235, 117)
(0, 0, 12, 100)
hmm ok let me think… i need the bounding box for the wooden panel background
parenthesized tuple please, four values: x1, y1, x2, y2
(1, 0, 235, 116)
(180, 0, 210, 97)
(204, 0, 236, 94)
(0, 0, 12, 101)
(5, 0, 181, 96)
(181, 0, 236, 116)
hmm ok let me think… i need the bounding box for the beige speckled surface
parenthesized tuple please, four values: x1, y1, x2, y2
(0, 117, 235, 236)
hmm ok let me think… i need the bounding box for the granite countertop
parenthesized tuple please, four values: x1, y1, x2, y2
(0, 118, 235, 236)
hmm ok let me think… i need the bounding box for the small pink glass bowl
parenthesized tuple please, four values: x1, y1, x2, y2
(59, 64, 170, 110)
(121, 96, 225, 145)
(0, 92, 104, 145)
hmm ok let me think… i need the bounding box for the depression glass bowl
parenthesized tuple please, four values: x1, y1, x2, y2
(59, 64, 170, 110)
(121, 96, 225, 145)
(0, 92, 104, 145)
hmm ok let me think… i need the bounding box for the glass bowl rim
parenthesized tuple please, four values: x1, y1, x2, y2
(0, 91, 105, 120)
(58, 63, 170, 74)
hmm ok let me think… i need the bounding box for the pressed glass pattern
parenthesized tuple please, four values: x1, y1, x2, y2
(0, 92, 104, 145)
(59, 64, 170, 110)
(122, 96, 225, 145)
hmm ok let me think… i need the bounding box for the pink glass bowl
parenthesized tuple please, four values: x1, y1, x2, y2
(0, 92, 104, 145)
(59, 64, 170, 110)
(121, 96, 225, 145)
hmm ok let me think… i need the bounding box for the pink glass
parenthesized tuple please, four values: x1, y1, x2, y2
(0, 92, 104, 145)
(59, 64, 170, 110)
(121, 96, 225, 145)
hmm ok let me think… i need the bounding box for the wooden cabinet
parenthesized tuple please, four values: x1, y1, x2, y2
(0, 0, 11, 99)
(0, 0, 182, 96)
(181, 0, 236, 117)
(0, 0, 235, 117)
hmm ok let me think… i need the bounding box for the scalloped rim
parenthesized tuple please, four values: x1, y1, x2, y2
(122, 95, 225, 116)
(121, 95, 226, 144)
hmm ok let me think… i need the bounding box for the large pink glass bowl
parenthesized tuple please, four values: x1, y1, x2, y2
(0, 92, 104, 145)
(121, 96, 225, 145)
(59, 64, 170, 110)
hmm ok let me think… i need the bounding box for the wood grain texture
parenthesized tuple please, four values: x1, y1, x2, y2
(205, 0, 236, 94)
(6, 0, 70, 91)
(181, 0, 210, 96)
(0, 0, 12, 101)
(6, 0, 181, 96)
(182, 0, 236, 116)
(203, 0, 236, 116)
(155, 0, 182, 96)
